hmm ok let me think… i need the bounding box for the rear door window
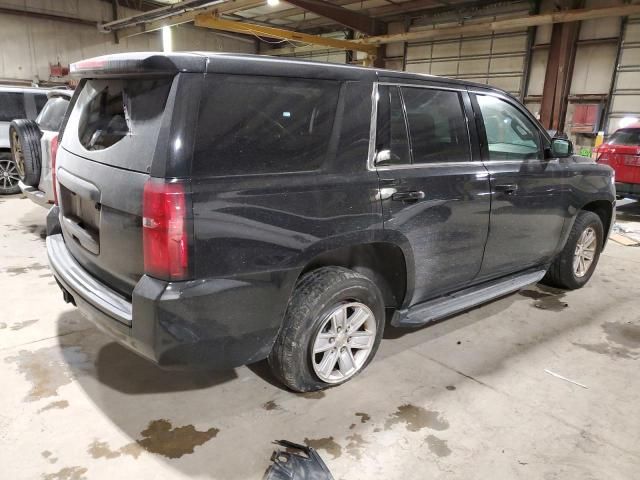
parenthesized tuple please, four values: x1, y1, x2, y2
(63, 77, 174, 173)
(194, 75, 340, 176)
(0, 92, 25, 121)
(36, 97, 70, 132)
(401, 87, 470, 163)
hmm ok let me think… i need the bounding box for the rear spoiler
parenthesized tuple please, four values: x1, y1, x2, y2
(70, 53, 207, 78)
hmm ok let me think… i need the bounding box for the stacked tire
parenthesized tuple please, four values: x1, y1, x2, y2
(5, 119, 42, 194)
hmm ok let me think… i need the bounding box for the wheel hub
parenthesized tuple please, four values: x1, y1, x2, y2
(311, 301, 376, 384)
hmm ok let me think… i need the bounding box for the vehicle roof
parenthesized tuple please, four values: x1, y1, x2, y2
(71, 51, 506, 95)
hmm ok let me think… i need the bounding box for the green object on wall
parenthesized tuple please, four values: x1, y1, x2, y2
(579, 147, 592, 157)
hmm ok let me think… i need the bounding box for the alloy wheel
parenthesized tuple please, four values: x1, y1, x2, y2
(573, 226, 597, 278)
(311, 301, 376, 383)
(0, 159, 20, 191)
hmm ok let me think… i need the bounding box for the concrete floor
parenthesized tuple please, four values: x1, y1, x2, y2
(2, 195, 640, 480)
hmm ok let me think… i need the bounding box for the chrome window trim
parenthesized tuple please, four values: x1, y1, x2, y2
(367, 81, 475, 171)
(367, 82, 379, 172)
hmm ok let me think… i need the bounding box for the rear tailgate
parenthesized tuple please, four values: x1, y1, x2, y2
(56, 75, 180, 297)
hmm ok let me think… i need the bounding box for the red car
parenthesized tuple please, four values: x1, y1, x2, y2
(596, 125, 640, 199)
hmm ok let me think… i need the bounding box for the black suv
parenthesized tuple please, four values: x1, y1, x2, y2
(46, 53, 615, 392)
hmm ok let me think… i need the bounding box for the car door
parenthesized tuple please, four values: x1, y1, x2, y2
(374, 81, 491, 304)
(470, 91, 568, 280)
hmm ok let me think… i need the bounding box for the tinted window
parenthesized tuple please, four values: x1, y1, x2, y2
(375, 85, 411, 165)
(477, 94, 541, 161)
(77, 78, 172, 151)
(607, 128, 640, 146)
(0, 92, 25, 121)
(34, 94, 48, 114)
(194, 75, 340, 176)
(402, 87, 470, 163)
(36, 97, 70, 132)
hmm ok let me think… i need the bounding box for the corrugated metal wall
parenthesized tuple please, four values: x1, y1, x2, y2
(0, 0, 255, 84)
(608, 14, 640, 132)
(403, 2, 532, 98)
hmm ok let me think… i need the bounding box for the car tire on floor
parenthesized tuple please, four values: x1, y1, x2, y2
(268, 266, 385, 392)
(542, 210, 604, 290)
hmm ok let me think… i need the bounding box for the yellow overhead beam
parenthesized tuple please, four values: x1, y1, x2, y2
(358, 3, 640, 46)
(194, 13, 378, 55)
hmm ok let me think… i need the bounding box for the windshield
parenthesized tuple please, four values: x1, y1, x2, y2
(36, 96, 70, 132)
(607, 128, 640, 146)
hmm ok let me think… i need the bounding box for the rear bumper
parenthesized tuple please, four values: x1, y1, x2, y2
(615, 182, 640, 197)
(19, 181, 51, 208)
(46, 214, 289, 370)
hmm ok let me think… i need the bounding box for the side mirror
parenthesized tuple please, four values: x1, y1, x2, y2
(550, 138, 573, 158)
(375, 149, 392, 166)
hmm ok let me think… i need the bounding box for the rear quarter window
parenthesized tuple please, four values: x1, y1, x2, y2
(36, 97, 70, 132)
(193, 75, 340, 177)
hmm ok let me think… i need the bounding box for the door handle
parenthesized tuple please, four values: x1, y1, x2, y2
(391, 190, 425, 202)
(494, 184, 518, 195)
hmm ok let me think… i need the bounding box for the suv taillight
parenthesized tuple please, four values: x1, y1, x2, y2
(142, 179, 190, 281)
(51, 134, 59, 205)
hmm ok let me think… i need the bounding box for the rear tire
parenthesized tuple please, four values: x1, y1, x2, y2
(268, 267, 385, 392)
(542, 211, 604, 290)
(0, 152, 21, 195)
(10, 119, 42, 187)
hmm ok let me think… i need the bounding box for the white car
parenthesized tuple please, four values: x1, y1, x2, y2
(11, 90, 73, 206)
(0, 86, 49, 194)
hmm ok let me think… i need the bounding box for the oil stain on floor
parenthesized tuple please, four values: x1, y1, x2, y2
(425, 435, 451, 457)
(42, 466, 88, 480)
(5, 345, 90, 401)
(574, 321, 640, 360)
(385, 404, 449, 432)
(10, 319, 39, 331)
(88, 440, 143, 460)
(39, 400, 69, 413)
(136, 419, 219, 459)
(5, 262, 49, 276)
(345, 433, 369, 459)
(519, 287, 568, 311)
(303, 437, 342, 459)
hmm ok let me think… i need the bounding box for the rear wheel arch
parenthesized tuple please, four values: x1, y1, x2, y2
(297, 242, 410, 310)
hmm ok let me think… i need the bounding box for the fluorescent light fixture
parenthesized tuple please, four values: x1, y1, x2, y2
(620, 116, 638, 128)
(162, 26, 173, 53)
(267, 0, 280, 6)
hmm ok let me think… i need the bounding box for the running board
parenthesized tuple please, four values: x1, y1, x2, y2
(392, 268, 547, 327)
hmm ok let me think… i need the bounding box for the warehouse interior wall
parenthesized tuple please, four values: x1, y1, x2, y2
(0, 0, 255, 85)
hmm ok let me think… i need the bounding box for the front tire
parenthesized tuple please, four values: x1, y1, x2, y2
(542, 211, 604, 290)
(268, 267, 385, 392)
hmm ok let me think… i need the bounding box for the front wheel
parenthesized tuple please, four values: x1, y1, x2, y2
(542, 210, 604, 290)
(268, 267, 385, 392)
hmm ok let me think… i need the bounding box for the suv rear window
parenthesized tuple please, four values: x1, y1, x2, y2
(194, 75, 340, 176)
(63, 77, 173, 173)
(607, 128, 640, 146)
(36, 97, 70, 132)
